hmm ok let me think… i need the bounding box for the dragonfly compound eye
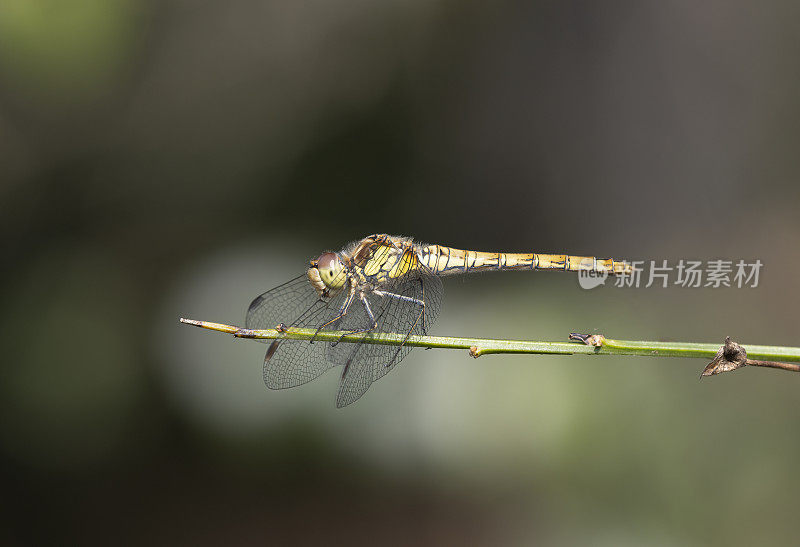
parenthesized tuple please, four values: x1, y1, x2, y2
(315, 252, 346, 289)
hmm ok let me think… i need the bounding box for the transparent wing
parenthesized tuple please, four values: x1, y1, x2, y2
(244, 263, 444, 404)
(246, 274, 320, 335)
(329, 267, 443, 408)
(246, 274, 342, 389)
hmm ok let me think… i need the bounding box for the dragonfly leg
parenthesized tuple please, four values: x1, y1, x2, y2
(373, 290, 424, 307)
(333, 293, 379, 345)
(358, 294, 378, 330)
(419, 278, 428, 335)
(374, 288, 427, 365)
(313, 284, 356, 342)
(374, 288, 426, 333)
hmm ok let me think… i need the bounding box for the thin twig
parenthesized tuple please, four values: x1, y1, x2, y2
(746, 359, 800, 372)
(179, 318, 800, 375)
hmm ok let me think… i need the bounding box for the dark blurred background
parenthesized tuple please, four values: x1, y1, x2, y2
(2, 1, 800, 545)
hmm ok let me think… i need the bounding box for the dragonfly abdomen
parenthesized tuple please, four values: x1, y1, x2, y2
(418, 245, 631, 276)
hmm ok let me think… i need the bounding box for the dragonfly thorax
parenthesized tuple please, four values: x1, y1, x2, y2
(307, 251, 348, 298)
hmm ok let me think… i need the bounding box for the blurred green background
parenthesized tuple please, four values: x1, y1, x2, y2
(2, 1, 800, 545)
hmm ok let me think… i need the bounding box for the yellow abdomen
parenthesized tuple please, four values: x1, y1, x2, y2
(418, 244, 632, 276)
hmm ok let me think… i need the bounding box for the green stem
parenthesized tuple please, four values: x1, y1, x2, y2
(179, 318, 800, 364)
(600, 338, 800, 362)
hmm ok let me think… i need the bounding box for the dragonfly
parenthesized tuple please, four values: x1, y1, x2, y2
(244, 234, 632, 407)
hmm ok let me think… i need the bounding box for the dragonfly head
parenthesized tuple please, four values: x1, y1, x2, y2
(307, 252, 347, 297)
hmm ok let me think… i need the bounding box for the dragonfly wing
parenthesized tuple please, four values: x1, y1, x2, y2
(246, 274, 320, 334)
(244, 263, 444, 404)
(261, 338, 332, 389)
(246, 274, 341, 389)
(331, 269, 443, 407)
